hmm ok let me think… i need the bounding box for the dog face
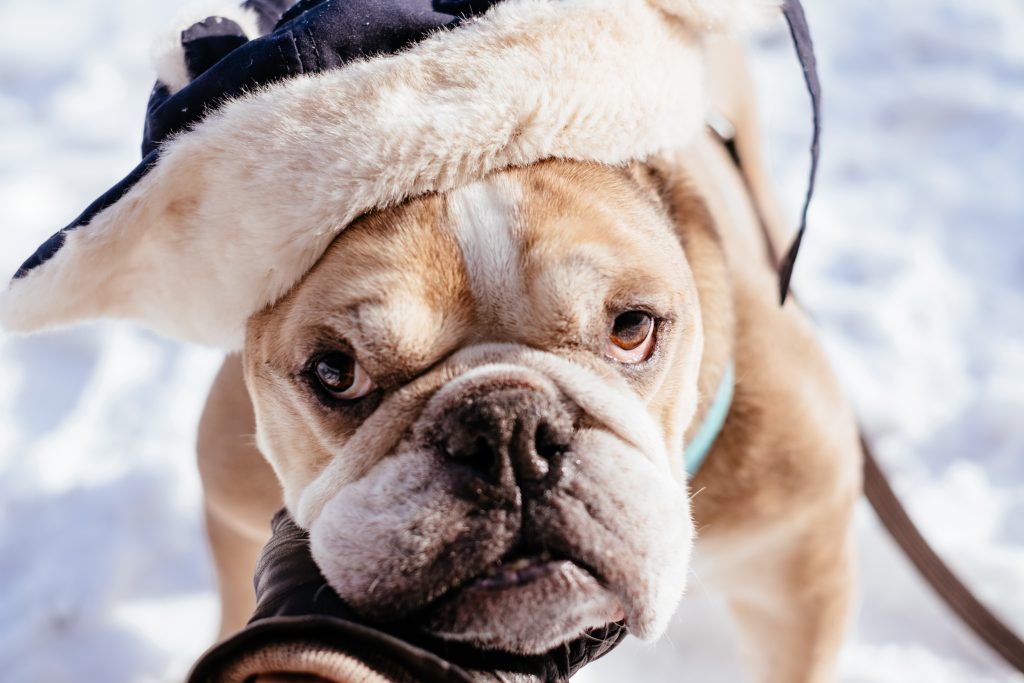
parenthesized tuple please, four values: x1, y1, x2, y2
(243, 160, 704, 654)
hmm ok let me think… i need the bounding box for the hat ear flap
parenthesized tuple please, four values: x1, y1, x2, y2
(0, 147, 226, 345)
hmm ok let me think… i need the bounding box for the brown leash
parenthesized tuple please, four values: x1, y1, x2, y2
(756, 2, 1024, 671)
(861, 438, 1024, 670)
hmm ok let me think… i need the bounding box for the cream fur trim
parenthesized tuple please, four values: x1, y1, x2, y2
(2, 0, 781, 349)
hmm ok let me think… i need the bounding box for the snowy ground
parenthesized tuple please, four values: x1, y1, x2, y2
(0, 1, 1021, 682)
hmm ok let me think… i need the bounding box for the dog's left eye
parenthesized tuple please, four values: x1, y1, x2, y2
(605, 311, 656, 364)
(311, 352, 376, 400)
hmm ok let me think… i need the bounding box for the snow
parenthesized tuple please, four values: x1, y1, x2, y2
(0, 1, 1021, 681)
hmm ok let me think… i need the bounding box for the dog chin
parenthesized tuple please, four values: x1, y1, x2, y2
(421, 557, 625, 654)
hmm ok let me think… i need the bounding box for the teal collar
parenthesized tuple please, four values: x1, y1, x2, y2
(684, 361, 735, 478)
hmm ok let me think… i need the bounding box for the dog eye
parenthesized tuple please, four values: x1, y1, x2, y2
(605, 311, 656, 364)
(312, 352, 376, 400)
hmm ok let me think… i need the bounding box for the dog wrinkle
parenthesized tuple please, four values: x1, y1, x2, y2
(305, 348, 691, 648)
(311, 448, 521, 620)
(524, 428, 692, 638)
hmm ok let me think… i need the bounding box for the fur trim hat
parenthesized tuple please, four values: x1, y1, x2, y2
(2, 0, 782, 349)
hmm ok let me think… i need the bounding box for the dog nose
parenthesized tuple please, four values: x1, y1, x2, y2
(438, 387, 573, 488)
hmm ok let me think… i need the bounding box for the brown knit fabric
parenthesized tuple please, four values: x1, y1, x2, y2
(214, 639, 418, 683)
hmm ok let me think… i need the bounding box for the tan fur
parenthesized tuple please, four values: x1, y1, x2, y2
(196, 41, 858, 681)
(198, 355, 280, 634)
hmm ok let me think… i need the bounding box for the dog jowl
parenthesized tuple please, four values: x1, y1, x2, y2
(243, 161, 704, 654)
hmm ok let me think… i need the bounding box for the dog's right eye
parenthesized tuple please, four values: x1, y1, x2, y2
(606, 311, 657, 364)
(311, 352, 376, 400)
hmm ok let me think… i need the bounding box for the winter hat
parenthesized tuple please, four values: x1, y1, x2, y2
(1, 0, 800, 350)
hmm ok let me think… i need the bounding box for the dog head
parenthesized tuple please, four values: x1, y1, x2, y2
(243, 159, 714, 654)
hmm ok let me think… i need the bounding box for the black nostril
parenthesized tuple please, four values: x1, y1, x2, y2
(535, 420, 566, 462)
(516, 416, 571, 483)
(437, 387, 574, 489)
(467, 435, 501, 482)
(444, 431, 503, 484)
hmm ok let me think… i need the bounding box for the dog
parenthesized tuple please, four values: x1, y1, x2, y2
(0, 1, 860, 679)
(194, 38, 862, 682)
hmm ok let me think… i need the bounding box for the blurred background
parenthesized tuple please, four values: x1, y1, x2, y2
(0, 1, 1021, 681)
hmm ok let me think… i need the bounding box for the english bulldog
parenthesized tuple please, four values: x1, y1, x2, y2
(195, 42, 862, 682)
(0, 0, 860, 678)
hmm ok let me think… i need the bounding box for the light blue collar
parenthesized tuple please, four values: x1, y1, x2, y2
(684, 361, 735, 478)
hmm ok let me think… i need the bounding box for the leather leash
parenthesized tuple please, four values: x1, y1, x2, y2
(763, 2, 1024, 671)
(777, 0, 820, 306)
(861, 437, 1024, 670)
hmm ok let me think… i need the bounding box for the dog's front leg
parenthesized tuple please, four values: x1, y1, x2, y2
(198, 356, 283, 639)
(718, 503, 856, 683)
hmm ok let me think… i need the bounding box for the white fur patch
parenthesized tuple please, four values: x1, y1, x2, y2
(2, 0, 781, 349)
(447, 177, 526, 322)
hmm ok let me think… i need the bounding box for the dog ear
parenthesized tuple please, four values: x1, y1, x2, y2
(630, 157, 738, 445)
(629, 156, 736, 358)
(632, 159, 722, 264)
(624, 161, 674, 215)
